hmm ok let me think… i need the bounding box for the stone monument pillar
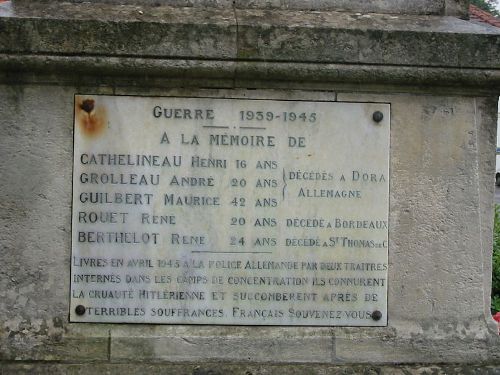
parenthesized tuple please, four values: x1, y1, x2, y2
(1, 0, 499, 372)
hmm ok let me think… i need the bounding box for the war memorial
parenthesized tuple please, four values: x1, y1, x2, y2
(1, 0, 500, 372)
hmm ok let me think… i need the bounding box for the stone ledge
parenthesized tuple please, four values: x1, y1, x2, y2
(0, 2, 498, 70)
(235, 10, 500, 68)
(0, 336, 110, 362)
(2, 331, 500, 365)
(2, 362, 500, 374)
(12, 0, 459, 16)
(1, 54, 500, 90)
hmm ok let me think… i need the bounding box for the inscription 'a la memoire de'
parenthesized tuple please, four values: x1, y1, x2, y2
(71, 95, 390, 326)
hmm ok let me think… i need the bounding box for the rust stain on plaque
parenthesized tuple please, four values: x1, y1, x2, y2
(75, 97, 107, 137)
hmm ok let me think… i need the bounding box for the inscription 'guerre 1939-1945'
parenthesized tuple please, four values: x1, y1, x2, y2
(70, 94, 390, 326)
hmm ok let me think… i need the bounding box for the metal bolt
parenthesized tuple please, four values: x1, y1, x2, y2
(80, 99, 94, 114)
(372, 111, 383, 123)
(75, 305, 86, 316)
(371, 310, 382, 321)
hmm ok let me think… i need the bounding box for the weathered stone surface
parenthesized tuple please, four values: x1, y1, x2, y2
(1, 0, 500, 368)
(2, 57, 500, 91)
(1, 2, 499, 90)
(336, 93, 498, 328)
(3, 363, 500, 374)
(15, 0, 466, 16)
(110, 326, 334, 362)
(235, 9, 500, 67)
(0, 85, 110, 362)
(2, 85, 499, 366)
(0, 2, 498, 70)
(445, 0, 469, 17)
(0, 3, 237, 59)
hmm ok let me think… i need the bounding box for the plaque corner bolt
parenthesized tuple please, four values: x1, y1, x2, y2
(371, 310, 382, 321)
(75, 305, 86, 316)
(372, 111, 384, 123)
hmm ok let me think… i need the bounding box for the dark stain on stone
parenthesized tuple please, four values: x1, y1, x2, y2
(75, 96, 107, 138)
(52, 316, 63, 328)
(363, 367, 380, 375)
(192, 368, 221, 375)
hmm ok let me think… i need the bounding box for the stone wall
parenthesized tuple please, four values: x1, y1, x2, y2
(1, 0, 499, 372)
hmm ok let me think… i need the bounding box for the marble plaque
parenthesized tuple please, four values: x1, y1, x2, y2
(70, 94, 390, 326)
